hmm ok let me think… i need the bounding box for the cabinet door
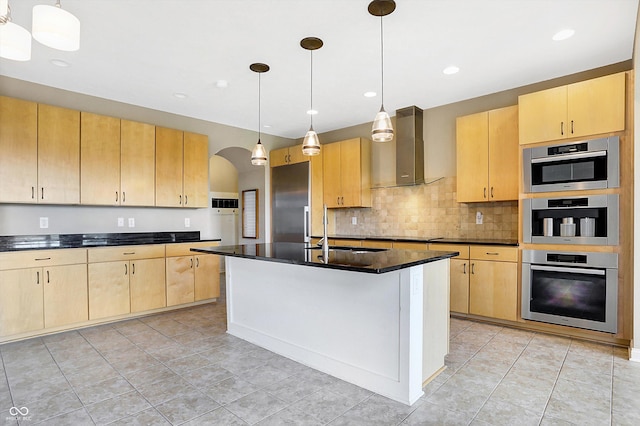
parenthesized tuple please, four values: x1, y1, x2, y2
(340, 138, 363, 207)
(44, 264, 88, 328)
(287, 145, 308, 165)
(37, 104, 80, 204)
(166, 256, 195, 306)
(450, 259, 469, 314)
(469, 260, 517, 321)
(183, 132, 209, 208)
(0, 268, 43, 336)
(81, 112, 121, 205)
(130, 258, 166, 313)
(270, 146, 290, 167)
(518, 86, 567, 145)
(488, 106, 518, 201)
(322, 142, 342, 208)
(568, 72, 626, 138)
(156, 127, 184, 207)
(121, 120, 156, 206)
(456, 111, 489, 202)
(0, 96, 38, 203)
(194, 254, 220, 301)
(88, 262, 130, 320)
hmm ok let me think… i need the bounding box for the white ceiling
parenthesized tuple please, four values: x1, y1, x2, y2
(1, 0, 638, 139)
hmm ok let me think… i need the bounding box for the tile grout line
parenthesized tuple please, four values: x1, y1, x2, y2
(536, 336, 571, 425)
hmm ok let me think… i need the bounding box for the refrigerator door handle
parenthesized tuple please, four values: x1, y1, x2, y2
(303, 206, 310, 243)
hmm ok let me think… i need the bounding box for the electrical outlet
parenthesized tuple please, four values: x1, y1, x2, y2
(128, 218, 135, 228)
(39, 217, 49, 229)
(117, 217, 124, 227)
(351, 217, 357, 225)
(184, 218, 191, 228)
(476, 211, 483, 225)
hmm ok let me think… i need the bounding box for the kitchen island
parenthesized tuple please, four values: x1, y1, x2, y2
(192, 242, 458, 405)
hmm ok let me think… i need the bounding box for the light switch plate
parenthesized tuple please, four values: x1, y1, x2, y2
(185, 218, 191, 228)
(117, 217, 124, 227)
(128, 218, 135, 227)
(476, 211, 483, 225)
(39, 217, 49, 229)
(351, 217, 357, 225)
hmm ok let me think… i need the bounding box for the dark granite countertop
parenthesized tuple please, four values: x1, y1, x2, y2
(191, 242, 459, 274)
(311, 234, 518, 247)
(0, 232, 221, 252)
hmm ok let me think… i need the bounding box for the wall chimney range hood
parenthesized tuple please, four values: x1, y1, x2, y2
(395, 106, 424, 186)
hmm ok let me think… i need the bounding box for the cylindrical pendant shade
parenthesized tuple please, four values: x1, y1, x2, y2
(32, 4, 80, 51)
(0, 21, 31, 61)
(251, 140, 267, 166)
(371, 107, 394, 142)
(302, 127, 321, 156)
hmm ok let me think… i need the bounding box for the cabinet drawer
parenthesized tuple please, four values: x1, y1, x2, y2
(392, 242, 428, 250)
(166, 241, 219, 257)
(470, 245, 517, 262)
(0, 248, 87, 270)
(328, 239, 361, 247)
(88, 245, 165, 263)
(428, 243, 469, 259)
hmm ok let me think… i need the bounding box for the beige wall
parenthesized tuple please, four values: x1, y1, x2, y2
(209, 155, 239, 193)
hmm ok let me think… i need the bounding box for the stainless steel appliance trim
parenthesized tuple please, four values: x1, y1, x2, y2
(530, 150, 607, 164)
(523, 136, 620, 193)
(530, 264, 606, 276)
(521, 249, 618, 333)
(303, 206, 310, 243)
(530, 194, 609, 209)
(607, 194, 620, 246)
(523, 198, 532, 243)
(522, 249, 618, 268)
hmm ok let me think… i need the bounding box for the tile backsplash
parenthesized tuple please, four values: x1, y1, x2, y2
(334, 177, 518, 240)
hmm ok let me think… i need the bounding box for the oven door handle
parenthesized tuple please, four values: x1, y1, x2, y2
(530, 265, 606, 276)
(530, 150, 606, 164)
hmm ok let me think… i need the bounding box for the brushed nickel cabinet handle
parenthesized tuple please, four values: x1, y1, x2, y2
(123, 252, 135, 255)
(36, 271, 40, 285)
(561, 121, 564, 136)
(491, 187, 494, 198)
(31, 186, 35, 199)
(125, 263, 128, 275)
(132, 263, 135, 275)
(47, 270, 50, 283)
(463, 263, 466, 274)
(35, 257, 51, 261)
(571, 120, 574, 134)
(122, 192, 126, 203)
(486, 252, 499, 255)
(196, 257, 199, 268)
(471, 263, 475, 274)
(116, 191, 118, 202)
(185, 195, 188, 205)
(483, 187, 487, 199)
(190, 258, 193, 268)
(179, 194, 182, 205)
(41, 187, 44, 200)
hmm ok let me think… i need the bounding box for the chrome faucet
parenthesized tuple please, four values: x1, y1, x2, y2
(319, 204, 329, 262)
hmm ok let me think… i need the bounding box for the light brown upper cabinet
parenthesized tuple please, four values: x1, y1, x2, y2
(518, 72, 626, 145)
(456, 105, 518, 203)
(120, 120, 156, 206)
(270, 145, 308, 167)
(156, 127, 208, 208)
(37, 104, 80, 204)
(322, 138, 371, 208)
(81, 112, 121, 205)
(0, 96, 38, 203)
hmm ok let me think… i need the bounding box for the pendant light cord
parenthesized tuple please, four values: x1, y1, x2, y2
(310, 49, 314, 128)
(380, 14, 385, 108)
(258, 72, 262, 142)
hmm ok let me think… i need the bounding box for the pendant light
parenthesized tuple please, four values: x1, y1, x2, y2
(250, 63, 269, 166)
(368, 0, 396, 142)
(32, 0, 80, 51)
(0, 0, 32, 61)
(301, 37, 323, 156)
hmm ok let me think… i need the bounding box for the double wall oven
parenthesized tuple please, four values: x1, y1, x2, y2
(521, 136, 620, 333)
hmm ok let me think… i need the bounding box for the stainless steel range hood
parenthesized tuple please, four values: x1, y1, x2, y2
(395, 106, 424, 186)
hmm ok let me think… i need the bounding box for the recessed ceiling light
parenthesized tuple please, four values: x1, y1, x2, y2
(307, 109, 318, 115)
(443, 65, 460, 75)
(364, 91, 377, 98)
(173, 92, 188, 99)
(50, 59, 69, 67)
(215, 80, 228, 88)
(552, 29, 575, 41)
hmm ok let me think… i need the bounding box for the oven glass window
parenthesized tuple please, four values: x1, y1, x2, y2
(532, 156, 607, 186)
(530, 268, 606, 322)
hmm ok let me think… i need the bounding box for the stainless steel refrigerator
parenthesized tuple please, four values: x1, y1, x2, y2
(272, 162, 310, 243)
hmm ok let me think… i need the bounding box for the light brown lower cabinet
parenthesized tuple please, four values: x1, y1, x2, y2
(449, 259, 470, 314)
(194, 254, 220, 301)
(0, 248, 88, 338)
(88, 261, 131, 320)
(166, 256, 195, 306)
(166, 242, 221, 307)
(130, 258, 166, 313)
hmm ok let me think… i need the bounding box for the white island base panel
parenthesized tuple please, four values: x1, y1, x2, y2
(225, 256, 450, 406)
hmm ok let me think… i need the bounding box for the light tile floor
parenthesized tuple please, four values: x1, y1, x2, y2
(1, 278, 640, 425)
